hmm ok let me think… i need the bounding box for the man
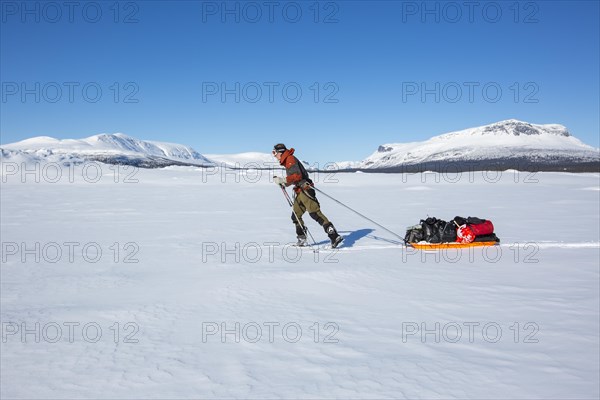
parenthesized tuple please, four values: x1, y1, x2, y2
(273, 143, 343, 248)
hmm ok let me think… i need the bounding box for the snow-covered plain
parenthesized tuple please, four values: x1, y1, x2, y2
(1, 164, 599, 399)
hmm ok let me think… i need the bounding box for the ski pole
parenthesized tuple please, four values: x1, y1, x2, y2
(279, 184, 294, 207)
(312, 186, 406, 244)
(278, 184, 319, 250)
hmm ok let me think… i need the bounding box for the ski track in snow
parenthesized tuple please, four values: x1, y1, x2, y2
(1, 167, 599, 399)
(277, 242, 600, 252)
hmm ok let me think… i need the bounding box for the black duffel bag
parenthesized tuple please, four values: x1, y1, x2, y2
(422, 217, 453, 243)
(440, 221, 457, 242)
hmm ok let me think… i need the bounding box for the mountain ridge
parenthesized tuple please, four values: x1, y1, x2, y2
(350, 120, 599, 172)
(1, 133, 214, 168)
(2, 120, 598, 172)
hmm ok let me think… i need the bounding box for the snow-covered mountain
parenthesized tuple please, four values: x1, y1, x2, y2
(0, 133, 304, 170)
(205, 152, 317, 171)
(351, 120, 599, 172)
(204, 152, 279, 169)
(0, 133, 213, 168)
(2, 120, 598, 172)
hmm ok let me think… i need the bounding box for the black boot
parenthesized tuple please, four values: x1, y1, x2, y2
(295, 224, 308, 246)
(324, 223, 343, 249)
(295, 223, 307, 237)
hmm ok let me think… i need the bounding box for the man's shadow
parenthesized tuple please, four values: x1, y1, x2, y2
(313, 228, 403, 247)
(340, 228, 374, 247)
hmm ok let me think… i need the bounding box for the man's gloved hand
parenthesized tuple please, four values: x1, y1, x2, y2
(273, 176, 286, 186)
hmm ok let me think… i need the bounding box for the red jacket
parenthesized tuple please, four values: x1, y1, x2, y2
(279, 148, 312, 192)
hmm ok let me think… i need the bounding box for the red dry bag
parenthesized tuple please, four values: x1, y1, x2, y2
(469, 220, 494, 236)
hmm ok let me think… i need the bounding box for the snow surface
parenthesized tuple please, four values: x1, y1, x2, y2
(1, 165, 599, 399)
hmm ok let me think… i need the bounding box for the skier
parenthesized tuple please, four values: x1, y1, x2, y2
(273, 143, 343, 248)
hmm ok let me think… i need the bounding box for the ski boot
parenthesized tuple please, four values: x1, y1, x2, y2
(295, 223, 308, 247)
(296, 235, 308, 247)
(324, 223, 343, 249)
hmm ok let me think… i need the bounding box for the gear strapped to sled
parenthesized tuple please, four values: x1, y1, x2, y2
(405, 216, 500, 249)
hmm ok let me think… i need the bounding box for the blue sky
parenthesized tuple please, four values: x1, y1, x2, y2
(1, 0, 599, 164)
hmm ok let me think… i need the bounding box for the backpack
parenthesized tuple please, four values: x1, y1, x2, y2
(404, 226, 424, 244)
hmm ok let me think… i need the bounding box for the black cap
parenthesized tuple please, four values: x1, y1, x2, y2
(273, 143, 287, 153)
